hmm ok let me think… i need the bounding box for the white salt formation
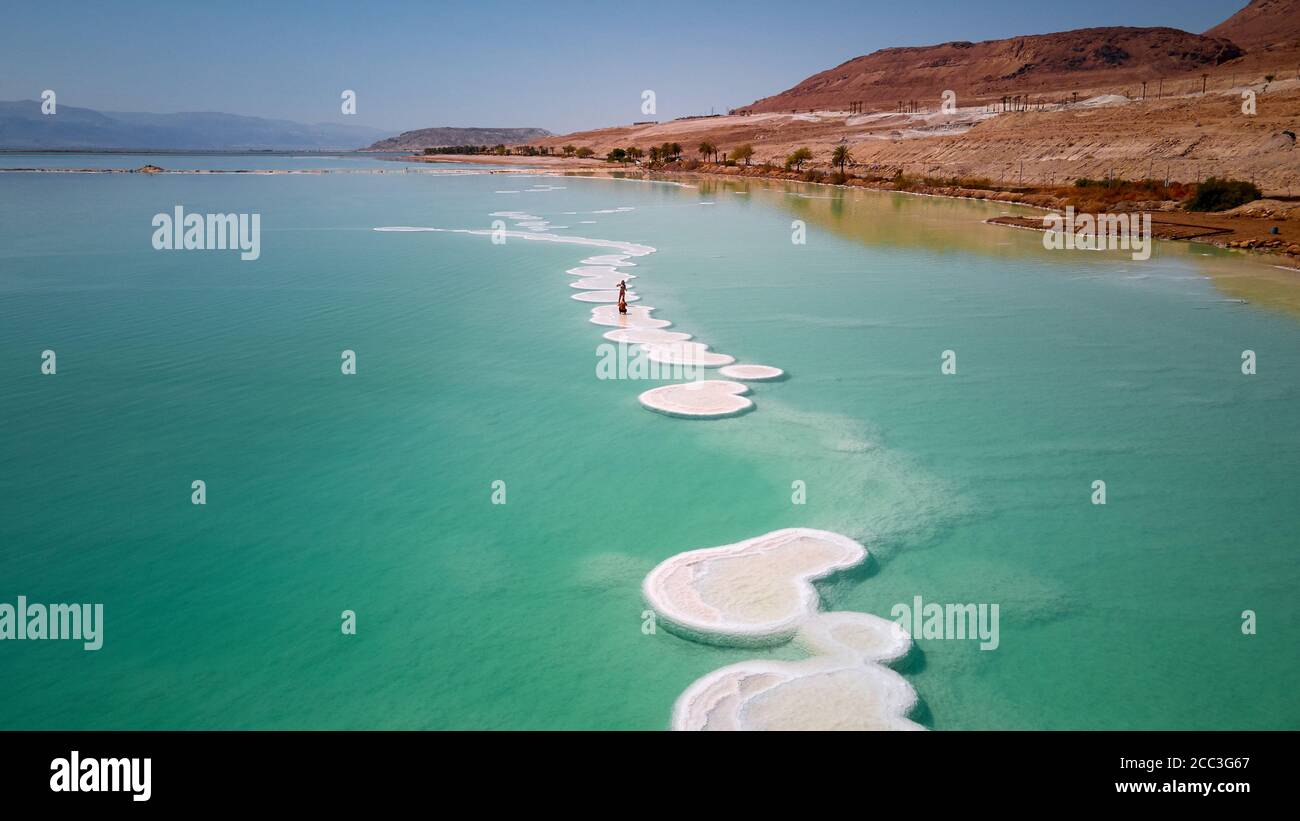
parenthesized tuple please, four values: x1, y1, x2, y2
(670, 657, 922, 731)
(642, 528, 867, 644)
(581, 254, 635, 267)
(569, 272, 634, 289)
(638, 380, 753, 418)
(718, 364, 784, 381)
(566, 265, 622, 278)
(643, 528, 921, 731)
(374, 226, 655, 258)
(642, 341, 735, 368)
(572, 290, 638, 303)
(379, 203, 782, 422)
(795, 611, 913, 664)
(602, 328, 692, 344)
(589, 304, 671, 329)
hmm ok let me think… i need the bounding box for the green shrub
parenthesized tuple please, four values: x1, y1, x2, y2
(1186, 177, 1262, 212)
(892, 172, 918, 190)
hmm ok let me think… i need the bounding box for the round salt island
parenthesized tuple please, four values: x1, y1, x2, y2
(603, 328, 692, 344)
(795, 611, 913, 664)
(569, 271, 634, 289)
(671, 657, 922, 731)
(642, 341, 734, 368)
(590, 304, 671, 329)
(638, 379, 752, 418)
(718, 364, 784, 381)
(572, 289, 638, 303)
(641, 528, 867, 644)
(566, 265, 621, 278)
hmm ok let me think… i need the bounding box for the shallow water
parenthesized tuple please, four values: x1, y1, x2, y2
(0, 151, 499, 171)
(0, 166, 1296, 729)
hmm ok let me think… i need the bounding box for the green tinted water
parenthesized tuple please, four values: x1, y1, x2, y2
(1, 169, 1295, 728)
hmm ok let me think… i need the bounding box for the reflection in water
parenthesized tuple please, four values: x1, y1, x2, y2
(1182, 249, 1300, 318)
(690, 174, 1300, 319)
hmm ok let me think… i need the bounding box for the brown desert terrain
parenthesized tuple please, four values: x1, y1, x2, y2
(411, 0, 1300, 264)
(514, 0, 1298, 190)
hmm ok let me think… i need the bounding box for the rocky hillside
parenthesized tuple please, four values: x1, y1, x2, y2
(1206, 0, 1300, 49)
(533, 0, 1299, 195)
(742, 27, 1244, 113)
(368, 126, 552, 150)
(1205, 0, 1300, 50)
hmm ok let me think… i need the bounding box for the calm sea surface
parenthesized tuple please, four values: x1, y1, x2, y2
(1, 164, 1296, 728)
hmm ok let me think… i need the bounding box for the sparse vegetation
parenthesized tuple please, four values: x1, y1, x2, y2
(1186, 177, 1262, 212)
(831, 145, 853, 174)
(785, 147, 812, 171)
(422, 145, 485, 155)
(422, 144, 555, 156)
(731, 143, 754, 166)
(891, 170, 918, 189)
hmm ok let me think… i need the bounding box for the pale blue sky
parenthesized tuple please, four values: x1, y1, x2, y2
(0, 0, 1250, 135)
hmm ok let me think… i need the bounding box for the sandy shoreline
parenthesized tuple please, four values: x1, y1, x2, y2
(411, 153, 612, 171)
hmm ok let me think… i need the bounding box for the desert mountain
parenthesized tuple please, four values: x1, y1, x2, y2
(368, 127, 552, 150)
(0, 100, 391, 150)
(742, 27, 1245, 113)
(1205, 0, 1300, 50)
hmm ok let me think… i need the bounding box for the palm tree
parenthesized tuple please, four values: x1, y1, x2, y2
(698, 141, 716, 163)
(648, 146, 662, 167)
(562, 144, 576, 157)
(832, 145, 853, 174)
(668, 142, 682, 161)
(626, 146, 643, 164)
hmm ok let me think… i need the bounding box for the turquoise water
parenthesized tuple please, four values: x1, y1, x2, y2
(0, 152, 498, 171)
(0, 167, 1296, 729)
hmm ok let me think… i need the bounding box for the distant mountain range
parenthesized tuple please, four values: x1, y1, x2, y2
(0, 100, 394, 150)
(367, 126, 553, 150)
